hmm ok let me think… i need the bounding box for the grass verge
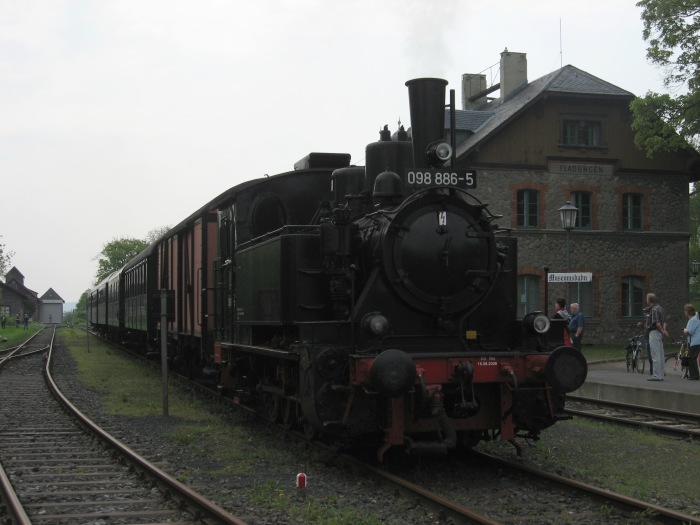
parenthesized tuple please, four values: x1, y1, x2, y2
(60, 328, 214, 419)
(59, 328, 388, 525)
(0, 323, 44, 348)
(481, 417, 700, 513)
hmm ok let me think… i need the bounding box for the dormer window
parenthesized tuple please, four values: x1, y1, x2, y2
(562, 119, 602, 147)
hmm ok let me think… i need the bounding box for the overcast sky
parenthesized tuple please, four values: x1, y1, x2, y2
(1, 0, 669, 305)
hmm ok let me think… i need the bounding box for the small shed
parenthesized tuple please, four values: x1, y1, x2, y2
(39, 288, 64, 324)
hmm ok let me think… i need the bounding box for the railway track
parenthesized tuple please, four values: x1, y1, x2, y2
(73, 330, 506, 524)
(0, 327, 248, 525)
(565, 396, 700, 439)
(469, 451, 700, 524)
(260, 396, 700, 523)
(332, 444, 700, 524)
(70, 330, 700, 524)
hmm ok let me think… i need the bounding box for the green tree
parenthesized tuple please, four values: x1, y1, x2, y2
(94, 237, 148, 283)
(75, 289, 88, 314)
(631, 0, 700, 156)
(65, 289, 89, 325)
(145, 225, 171, 243)
(0, 236, 14, 280)
(691, 185, 700, 299)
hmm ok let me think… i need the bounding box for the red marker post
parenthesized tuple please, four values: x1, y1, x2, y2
(296, 472, 307, 500)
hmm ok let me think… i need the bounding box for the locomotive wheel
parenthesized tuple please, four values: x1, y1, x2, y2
(298, 406, 317, 440)
(301, 420, 317, 440)
(261, 392, 280, 423)
(281, 398, 296, 430)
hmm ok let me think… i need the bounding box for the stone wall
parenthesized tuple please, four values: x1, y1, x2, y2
(473, 168, 690, 345)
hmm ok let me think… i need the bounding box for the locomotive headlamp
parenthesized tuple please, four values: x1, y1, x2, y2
(426, 141, 452, 166)
(523, 312, 551, 334)
(363, 312, 390, 337)
(533, 314, 550, 333)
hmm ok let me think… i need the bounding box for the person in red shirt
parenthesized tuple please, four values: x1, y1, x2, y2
(553, 297, 572, 347)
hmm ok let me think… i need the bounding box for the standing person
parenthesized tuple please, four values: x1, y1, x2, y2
(568, 303, 584, 351)
(643, 306, 653, 376)
(15, 313, 20, 328)
(646, 293, 668, 381)
(683, 304, 700, 380)
(552, 297, 572, 346)
(0, 315, 5, 329)
(23, 314, 29, 330)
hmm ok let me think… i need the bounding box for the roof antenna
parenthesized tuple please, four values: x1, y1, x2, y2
(560, 18, 563, 68)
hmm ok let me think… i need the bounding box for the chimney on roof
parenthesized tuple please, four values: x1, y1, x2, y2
(461, 73, 488, 110)
(500, 49, 527, 101)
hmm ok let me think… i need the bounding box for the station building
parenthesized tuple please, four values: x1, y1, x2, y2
(0, 267, 64, 324)
(451, 50, 700, 343)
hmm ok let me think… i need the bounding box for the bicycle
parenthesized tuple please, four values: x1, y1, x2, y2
(666, 339, 690, 378)
(625, 334, 646, 374)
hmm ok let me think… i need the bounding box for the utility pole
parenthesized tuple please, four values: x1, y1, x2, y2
(160, 289, 169, 417)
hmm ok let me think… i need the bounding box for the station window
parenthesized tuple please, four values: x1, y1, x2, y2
(517, 274, 541, 318)
(568, 281, 594, 319)
(562, 119, 602, 147)
(622, 193, 643, 231)
(621, 276, 645, 318)
(571, 191, 592, 229)
(516, 189, 539, 228)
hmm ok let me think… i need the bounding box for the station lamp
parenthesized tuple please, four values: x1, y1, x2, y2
(559, 201, 579, 233)
(559, 201, 579, 302)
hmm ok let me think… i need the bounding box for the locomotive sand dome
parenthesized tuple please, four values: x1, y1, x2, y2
(88, 77, 587, 462)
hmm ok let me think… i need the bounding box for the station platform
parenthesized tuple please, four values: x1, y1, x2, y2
(570, 356, 700, 415)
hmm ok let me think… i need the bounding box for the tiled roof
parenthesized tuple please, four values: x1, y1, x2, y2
(546, 66, 634, 96)
(445, 109, 493, 133)
(453, 65, 635, 157)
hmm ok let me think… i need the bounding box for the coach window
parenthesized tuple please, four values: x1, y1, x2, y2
(517, 274, 540, 318)
(571, 191, 592, 229)
(621, 275, 645, 318)
(516, 189, 539, 228)
(622, 193, 643, 231)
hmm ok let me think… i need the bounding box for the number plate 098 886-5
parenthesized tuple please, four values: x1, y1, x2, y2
(405, 170, 477, 189)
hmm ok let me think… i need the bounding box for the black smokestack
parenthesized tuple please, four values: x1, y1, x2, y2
(405, 78, 448, 168)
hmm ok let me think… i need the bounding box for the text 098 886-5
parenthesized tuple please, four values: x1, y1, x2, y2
(406, 170, 477, 189)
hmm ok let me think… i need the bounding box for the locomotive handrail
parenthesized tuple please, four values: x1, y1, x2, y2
(401, 186, 504, 221)
(222, 343, 301, 361)
(237, 224, 321, 250)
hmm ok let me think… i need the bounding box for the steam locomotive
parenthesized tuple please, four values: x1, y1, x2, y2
(88, 78, 587, 461)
